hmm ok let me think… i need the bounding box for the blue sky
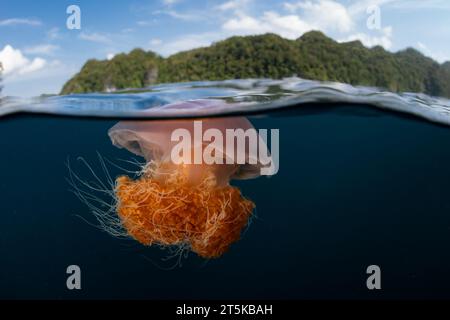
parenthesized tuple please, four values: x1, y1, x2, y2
(1, 0, 450, 97)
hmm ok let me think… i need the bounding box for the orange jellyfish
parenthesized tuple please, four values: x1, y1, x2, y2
(108, 116, 273, 259)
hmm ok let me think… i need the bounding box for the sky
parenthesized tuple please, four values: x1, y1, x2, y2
(1, 0, 450, 97)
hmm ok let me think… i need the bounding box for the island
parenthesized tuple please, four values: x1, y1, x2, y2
(61, 31, 450, 98)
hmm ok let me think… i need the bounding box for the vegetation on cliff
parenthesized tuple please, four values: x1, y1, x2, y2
(61, 31, 450, 98)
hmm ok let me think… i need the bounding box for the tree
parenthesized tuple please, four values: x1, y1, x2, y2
(60, 32, 450, 98)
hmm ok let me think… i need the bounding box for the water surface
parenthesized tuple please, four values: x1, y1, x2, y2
(1, 78, 450, 299)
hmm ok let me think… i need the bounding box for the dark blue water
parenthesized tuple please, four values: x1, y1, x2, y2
(2, 105, 450, 299)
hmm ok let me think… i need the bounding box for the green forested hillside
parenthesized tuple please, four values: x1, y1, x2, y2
(61, 31, 450, 98)
(62, 49, 161, 93)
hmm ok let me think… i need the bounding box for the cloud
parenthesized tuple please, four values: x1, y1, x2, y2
(153, 9, 200, 21)
(24, 44, 59, 55)
(150, 38, 163, 46)
(153, 33, 220, 56)
(106, 53, 116, 60)
(163, 0, 181, 5)
(0, 18, 42, 27)
(388, 0, 450, 11)
(218, 0, 394, 49)
(348, 0, 397, 16)
(415, 41, 450, 63)
(222, 13, 261, 33)
(217, 0, 251, 11)
(221, 0, 354, 40)
(284, 0, 353, 33)
(137, 20, 154, 26)
(2, 59, 76, 97)
(109, 0, 398, 59)
(223, 11, 313, 39)
(340, 26, 393, 49)
(79, 32, 111, 44)
(416, 42, 427, 51)
(153, 0, 207, 21)
(0, 45, 46, 77)
(47, 27, 61, 40)
(156, 0, 394, 56)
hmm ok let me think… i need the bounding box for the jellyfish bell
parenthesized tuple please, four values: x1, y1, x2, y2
(108, 116, 271, 187)
(110, 120, 229, 187)
(106, 102, 274, 259)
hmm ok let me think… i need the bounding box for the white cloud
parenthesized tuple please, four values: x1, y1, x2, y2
(388, 0, 450, 11)
(153, 9, 200, 21)
(24, 44, 59, 55)
(348, 0, 397, 16)
(150, 38, 163, 46)
(416, 42, 427, 51)
(415, 41, 450, 63)
(0, 45, 46, 77)
(154, 33, 220, 56)
(221, 0, 354, 40)
(223, 11, 313, 39)
(79, 32, 111, 44)
(0, 18, 42, 27)
(156, 0, 395, 56)
(222, 13, 261, 33)
(137, 20, 156, 26)
(106, 53, 116, 60)
(217, 0, 250, 11)
(284, 0, 353, 33)
(341, 26, 393, 49)
(2, 60, 76, 97)
(163, 0, 181, 5)
(219, 0, 394, 49)
(47, 27, 61, 40)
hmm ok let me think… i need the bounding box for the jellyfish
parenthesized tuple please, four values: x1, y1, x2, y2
(107, 116, 273, 259)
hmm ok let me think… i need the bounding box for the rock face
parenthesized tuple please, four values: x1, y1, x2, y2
(61, 31, 450, 98)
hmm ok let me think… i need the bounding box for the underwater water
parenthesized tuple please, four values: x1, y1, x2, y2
(2, 78, 450, 299)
